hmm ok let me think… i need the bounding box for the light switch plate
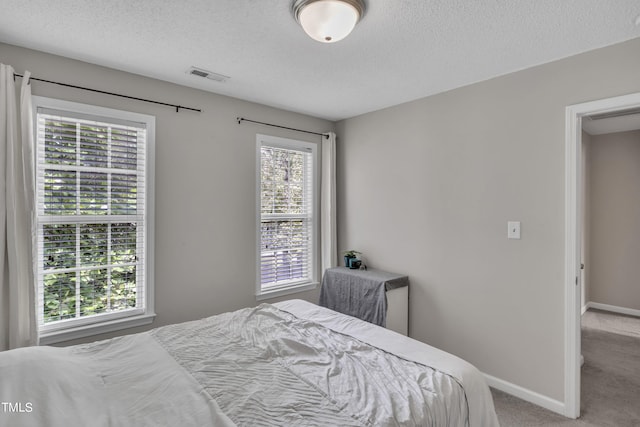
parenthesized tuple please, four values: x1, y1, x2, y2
(507, 221, 521, 239)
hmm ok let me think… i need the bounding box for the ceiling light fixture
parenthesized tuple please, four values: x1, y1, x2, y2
(293, 0, 365, 43)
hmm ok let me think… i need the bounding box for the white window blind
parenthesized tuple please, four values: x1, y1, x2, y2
(35, 103, 152, 335)
(258, 135, 318, 294)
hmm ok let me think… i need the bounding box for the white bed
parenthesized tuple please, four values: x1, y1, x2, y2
(0, 299, 499, 426)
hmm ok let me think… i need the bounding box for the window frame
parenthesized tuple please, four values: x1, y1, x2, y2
(32, 96, 155, 344)
(256, 134, 320, 300)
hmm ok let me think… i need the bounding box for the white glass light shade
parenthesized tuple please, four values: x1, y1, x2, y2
(297, 0, 362, 43)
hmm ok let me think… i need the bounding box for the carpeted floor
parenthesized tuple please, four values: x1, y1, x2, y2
(491, 309, 640, 426)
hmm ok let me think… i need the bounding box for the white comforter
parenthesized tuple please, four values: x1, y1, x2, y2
(275, 300, 499, 426)
(0, 300, 499, 427)
(0, 333, 236, 427)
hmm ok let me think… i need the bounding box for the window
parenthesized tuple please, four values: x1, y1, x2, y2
(257, 134, 319, 299)
(33, 97, 155, 344)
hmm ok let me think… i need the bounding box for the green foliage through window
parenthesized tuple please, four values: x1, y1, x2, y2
(37, 112, 144, 325)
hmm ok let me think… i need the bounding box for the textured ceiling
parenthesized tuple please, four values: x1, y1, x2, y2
(1, 0, 640, 121)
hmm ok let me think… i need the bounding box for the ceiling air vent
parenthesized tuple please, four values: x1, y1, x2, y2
(187, 67, 230, 83)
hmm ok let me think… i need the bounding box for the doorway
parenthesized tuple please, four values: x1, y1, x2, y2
(564, 92, 640, 418)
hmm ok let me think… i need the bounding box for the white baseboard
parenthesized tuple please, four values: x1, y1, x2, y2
(484, 373, 566, 417)
(584, 301, 640, 318)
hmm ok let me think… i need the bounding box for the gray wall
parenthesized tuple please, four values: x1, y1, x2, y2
(0, 42, 333, 345)
(587, 129, 640, 311)
(336, 37, 640, 402)
(581, 131, 592, 310)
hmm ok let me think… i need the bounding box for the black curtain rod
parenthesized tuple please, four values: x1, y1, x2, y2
(237, 117, 328, 139)
(14, 73, 201, 113)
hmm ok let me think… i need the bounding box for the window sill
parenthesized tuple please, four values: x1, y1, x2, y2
(39, 312, 156, 345)
(256, 282, 318, 301)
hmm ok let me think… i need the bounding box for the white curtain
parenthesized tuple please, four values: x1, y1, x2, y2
(0, 64, 38, 351)
(320, 132, 337, 274)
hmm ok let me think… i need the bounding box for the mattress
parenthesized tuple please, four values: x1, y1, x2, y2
(0, 299, 499, 426)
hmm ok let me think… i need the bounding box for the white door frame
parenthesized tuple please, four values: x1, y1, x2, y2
(564, 91, 640, 418)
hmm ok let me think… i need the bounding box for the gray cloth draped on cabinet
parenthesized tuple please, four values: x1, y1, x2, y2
(319, 267, 408, 327)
